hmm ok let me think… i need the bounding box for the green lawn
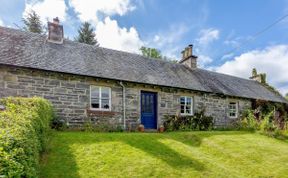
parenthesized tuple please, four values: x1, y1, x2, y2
(40, 131, 288, 178)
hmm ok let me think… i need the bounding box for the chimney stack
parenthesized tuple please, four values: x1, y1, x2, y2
(249, 68, 267, 84)
(47, 17, 64, 44)
(179, 44, 198, 68)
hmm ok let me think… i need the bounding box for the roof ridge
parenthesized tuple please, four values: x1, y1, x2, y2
(0, 26, 183, 66)
(196, 68, 255, 83)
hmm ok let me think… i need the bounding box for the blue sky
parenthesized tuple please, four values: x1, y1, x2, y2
(1, 0, 288, 95)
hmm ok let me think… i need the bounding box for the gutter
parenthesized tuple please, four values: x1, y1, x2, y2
(119, 81, 126, 130)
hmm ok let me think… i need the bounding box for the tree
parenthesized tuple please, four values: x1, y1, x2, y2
(140, 46, 179, 63)
(22, 10, 43, 34)
(140, 46, 162, 59)
(252, 68, 257, 77)
(285, 93, 288, 100)
(75, 22, 99, 46)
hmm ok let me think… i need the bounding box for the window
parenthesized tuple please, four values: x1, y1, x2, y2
(228, 102, 238, 118)
(90, 86, 111, 110)
(180, 96, 193, 115)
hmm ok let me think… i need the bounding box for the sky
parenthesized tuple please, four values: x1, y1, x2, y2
(0, 0, 288, 95)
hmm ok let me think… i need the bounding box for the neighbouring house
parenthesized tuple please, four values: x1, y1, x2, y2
(0, 19, 287, 129)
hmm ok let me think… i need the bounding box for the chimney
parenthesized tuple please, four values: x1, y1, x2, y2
(179, 44, 198, 68)
(249, 68, 266, 84)
(47, 17, 64, 44)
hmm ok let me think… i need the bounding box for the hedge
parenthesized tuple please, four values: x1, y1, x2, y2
(0, 97, 54, 178)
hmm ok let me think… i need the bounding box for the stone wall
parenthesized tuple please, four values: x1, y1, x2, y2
(0, 65, 251, 129)
(0, 66, 124, 127)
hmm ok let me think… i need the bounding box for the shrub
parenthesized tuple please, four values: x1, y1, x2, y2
(50, 116, 65, 131)
(240, 109, 259, 130)
(239, 107, 288, 139)
(163, 110, 213, 131)
(0, 97, 54, 178)
(81, 119, 123, 132)
(260, 111, 276, 132)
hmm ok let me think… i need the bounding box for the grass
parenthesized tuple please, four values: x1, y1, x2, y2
(40, 131, 288, 178)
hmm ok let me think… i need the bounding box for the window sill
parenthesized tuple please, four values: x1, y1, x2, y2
(228, 116, 238, 119)
(180, 113, 194, 116)
(87, 109, 119, 117)
(89, 108, 111, 112)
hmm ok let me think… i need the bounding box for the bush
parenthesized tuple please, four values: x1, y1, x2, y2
(260, 111, 276, 132)
(163, 110, 213, 131)
(0, 97, 54, 177)
(240, 109, 259, 131)
(239, 107, 288, 139)
(50, 116, 66, 131)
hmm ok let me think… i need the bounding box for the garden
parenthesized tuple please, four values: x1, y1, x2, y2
(0, 97, 288, 178)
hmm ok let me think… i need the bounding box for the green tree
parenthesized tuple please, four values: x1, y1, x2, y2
(252, 68, 257, 77)
(140, 46, 179, 63)
(285, 93, 288, 100)
(140, 46, 162, 59)
(22, 10, 43, 34)
(75, 22, 99, 46)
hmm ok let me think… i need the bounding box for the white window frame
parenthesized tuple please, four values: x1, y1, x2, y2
(90, 86, 111, 111)
(228, 102, 238, 118)
(180, 96, 194, 115)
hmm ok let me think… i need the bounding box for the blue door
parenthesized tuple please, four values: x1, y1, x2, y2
(141, 91, 157, 129)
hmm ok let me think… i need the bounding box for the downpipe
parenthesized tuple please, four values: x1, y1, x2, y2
(119, 81, 126, 130)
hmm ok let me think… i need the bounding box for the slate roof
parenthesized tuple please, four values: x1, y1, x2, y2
(0, 26, 287, 103)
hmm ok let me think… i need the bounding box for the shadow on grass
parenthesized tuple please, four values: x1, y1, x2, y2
(40, 131, 253, 177)
(163, 130, 253, 147)
(118, 134, 205, 170)
(40, 132, 80, 178)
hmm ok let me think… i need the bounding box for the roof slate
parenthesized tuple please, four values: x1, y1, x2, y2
(0, 26, 287, 103)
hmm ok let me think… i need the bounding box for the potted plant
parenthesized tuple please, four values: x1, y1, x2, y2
(138, 124, 144, 132)
(159, 125, 164, 133)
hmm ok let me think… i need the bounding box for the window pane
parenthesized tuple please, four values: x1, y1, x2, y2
(186, 97, 192, 104)
(180, 97, 185, 104)
(101, 88, 110, 98)
(91, 86, 100, 109)
(101, 99, 110, 109)
(91, 98, 100, 108)
(91, 87, 100, 97)
(185, 105, 191, 114)
(180, 105, 185, 113)
(141, 96, 145, 112)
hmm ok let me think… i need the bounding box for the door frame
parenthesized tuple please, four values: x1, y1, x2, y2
(140, 90, 158, 129)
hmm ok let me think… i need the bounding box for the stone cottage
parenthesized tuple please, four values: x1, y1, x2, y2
(0, 19, 287, 129)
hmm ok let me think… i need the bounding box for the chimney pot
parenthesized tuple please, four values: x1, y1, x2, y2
(188, 44, 192, 56)
(53, 17, 60, 24)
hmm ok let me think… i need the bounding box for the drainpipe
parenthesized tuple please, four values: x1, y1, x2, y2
(119, 81, 126, 130)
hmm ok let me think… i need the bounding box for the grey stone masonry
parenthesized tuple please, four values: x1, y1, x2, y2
(0, 65, 251, 128)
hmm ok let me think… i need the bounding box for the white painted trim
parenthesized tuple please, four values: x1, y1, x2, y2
(228, 101, 238, 119)
(180, 96, 194, 116)
(90, 85, 111, 111)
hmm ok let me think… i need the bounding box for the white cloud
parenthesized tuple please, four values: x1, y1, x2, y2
(67, 0, 140, 53)
(69, 0, 135, 23)
(23, 0, 67, 23)
(198, 55, 213, 67)
(96, 17, 143, 53)
(145, 24, 189, 59)
(221, 53, 234, 61)
(197, 28, 220, 46)
(215, 45, 288, 95)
